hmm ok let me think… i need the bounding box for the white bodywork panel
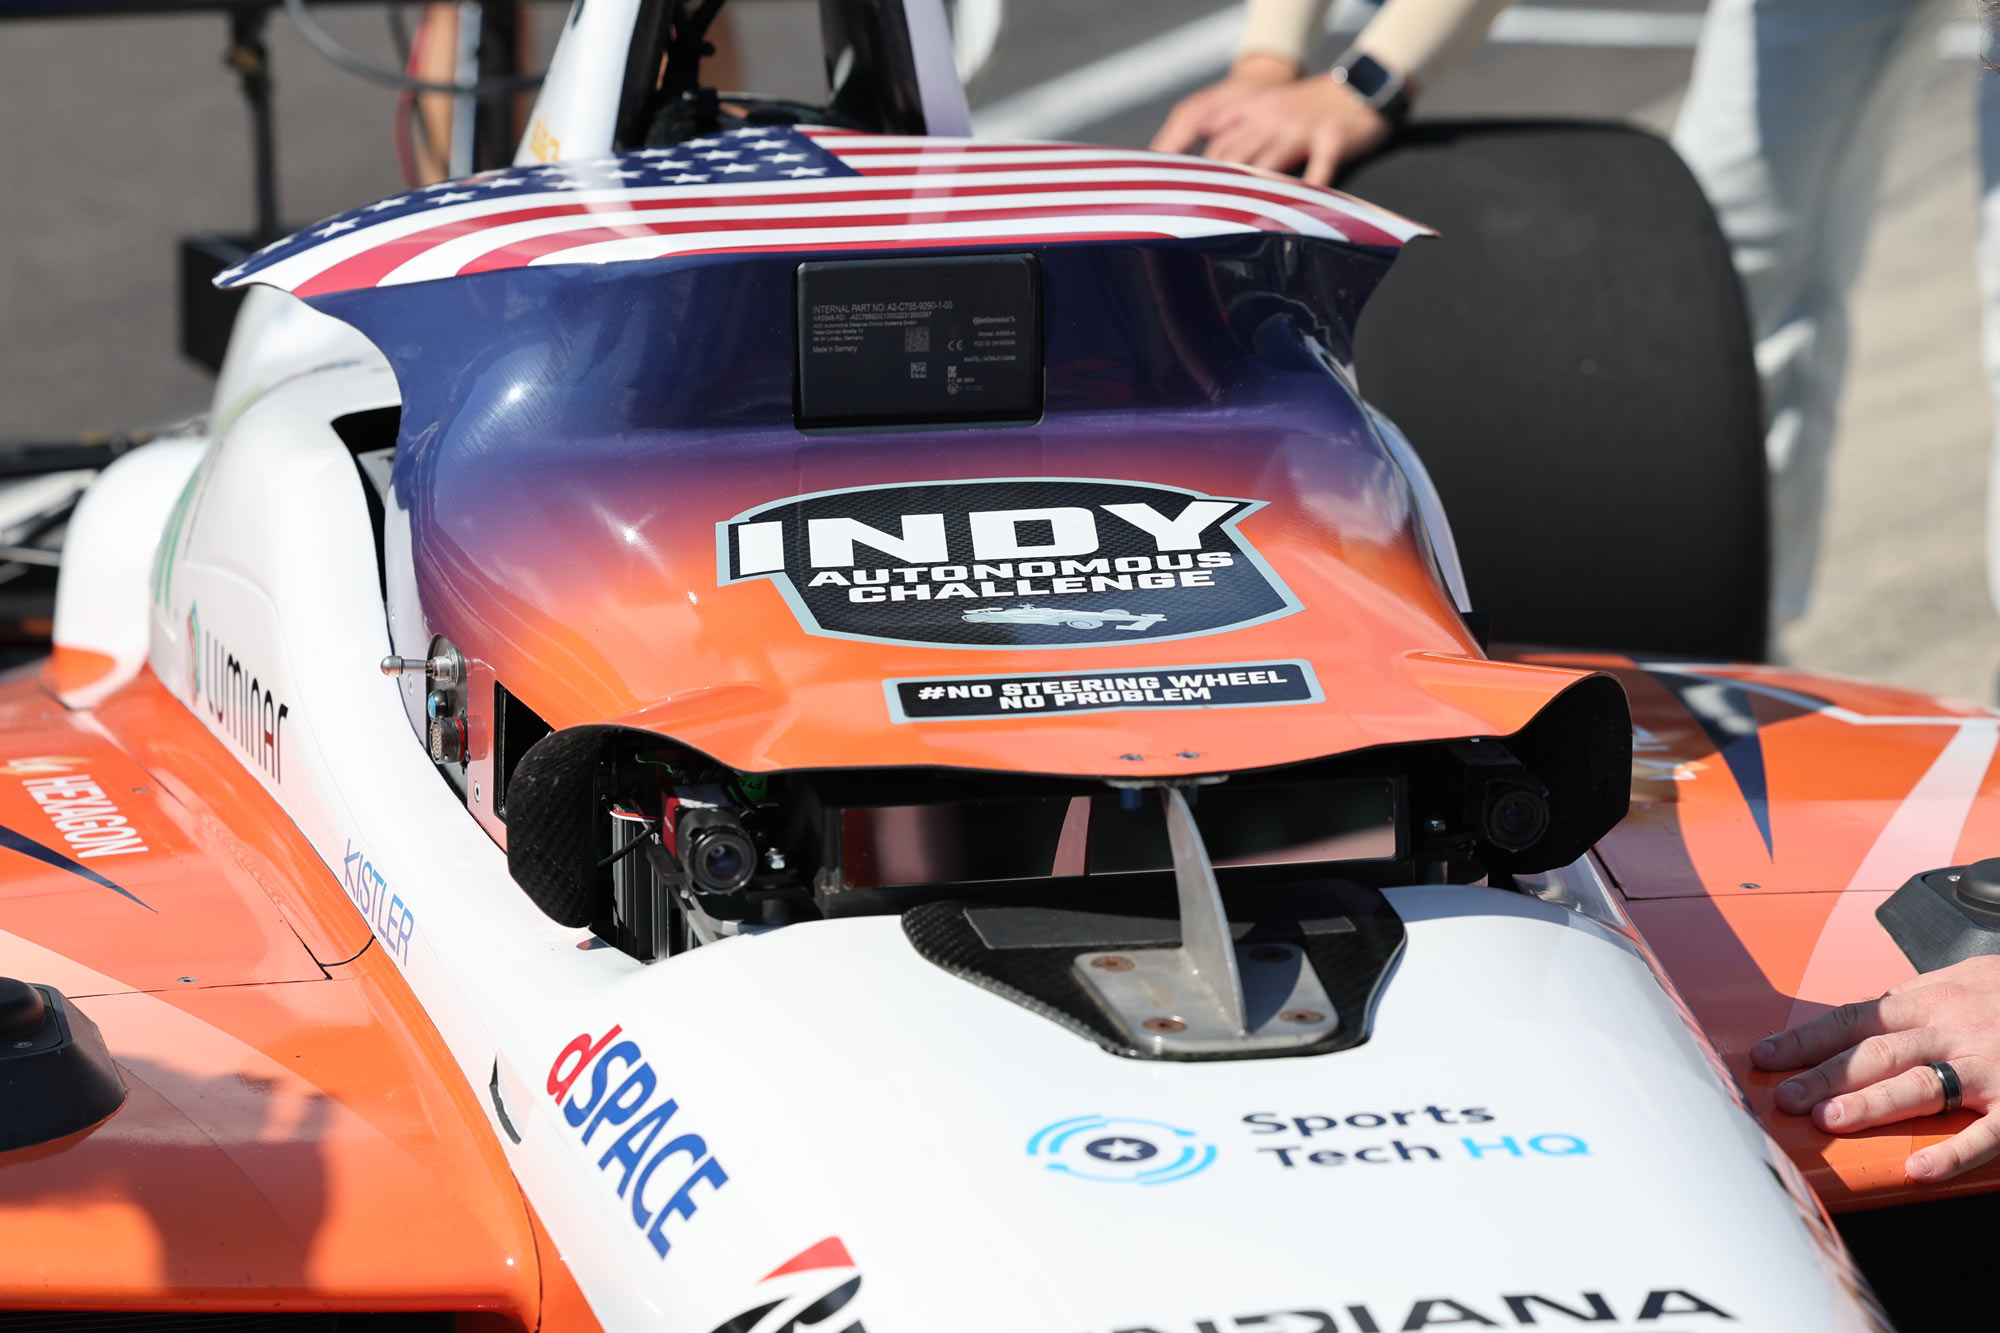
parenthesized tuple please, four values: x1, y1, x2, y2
(904, 0, 974, 136)
(514, 0, 645, 165)
(51, 440, 206, 708)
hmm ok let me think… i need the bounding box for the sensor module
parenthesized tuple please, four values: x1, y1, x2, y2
(795, 253, 1042, 428)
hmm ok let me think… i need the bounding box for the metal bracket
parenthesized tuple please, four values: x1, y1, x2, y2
(1072, 786, 1338, 1055)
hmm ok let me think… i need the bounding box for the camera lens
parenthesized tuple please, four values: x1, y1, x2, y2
(1483, 786, 1550, 852)
(683, 822, 756, 894)
(698, 838, 745, 884)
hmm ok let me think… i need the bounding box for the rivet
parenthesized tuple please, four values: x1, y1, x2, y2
(1143, 1017, 1186, 1033)
(1280, 1008, 1323, 1024)
(1090, 955, 1135, 972)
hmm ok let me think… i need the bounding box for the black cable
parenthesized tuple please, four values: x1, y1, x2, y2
(282, 0, 544, 98)
(385, 0, 412, 65)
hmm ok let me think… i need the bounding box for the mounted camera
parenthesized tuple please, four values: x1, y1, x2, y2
(1447, 739, 1551, 855)
(665, 785, 758, 912)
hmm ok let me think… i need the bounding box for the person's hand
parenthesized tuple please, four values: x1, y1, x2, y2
(1150, 54, 1301, 157)
(1752, 956, 2000, 1181)
(1195, 73, 1395, 187)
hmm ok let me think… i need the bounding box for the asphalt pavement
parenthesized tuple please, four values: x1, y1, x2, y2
(1, 0, 1994, 698)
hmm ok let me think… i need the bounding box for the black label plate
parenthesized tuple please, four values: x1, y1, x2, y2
(795, 254, 1042, 427)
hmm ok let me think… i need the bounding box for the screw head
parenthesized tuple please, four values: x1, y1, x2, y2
(1090, 955, 1135, 972)
(1249, 945, 1292, 964)
(176, 977, 197, 985)
(1143, 1017, 1187, 1033)
(11, 1039, 32, 1049)
(1280, 1008, 1324, 1025)
(1740, 882, 1761, 890)
(1120, 753, 1144, 762)
(1176, 751, 1202, 759)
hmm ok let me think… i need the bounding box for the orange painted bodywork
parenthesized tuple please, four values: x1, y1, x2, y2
(430, 425, 1596, 782)
(1521, 650, 2000, 1211)
(0, 668, 594, 1327)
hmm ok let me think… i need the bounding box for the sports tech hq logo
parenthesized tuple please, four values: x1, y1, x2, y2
(717, 478, 1300, 650)
(1026, 1116, 1218, 1185)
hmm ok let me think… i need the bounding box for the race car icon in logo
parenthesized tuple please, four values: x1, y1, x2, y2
(1026, 1115, 1217, 1185)
(959, 604, 1165, 633)
(717, 477, 1299, 649)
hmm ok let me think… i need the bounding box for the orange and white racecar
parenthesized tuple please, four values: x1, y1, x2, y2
(0, 2, 1984, 1331)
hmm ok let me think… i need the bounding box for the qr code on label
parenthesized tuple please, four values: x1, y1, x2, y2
(903, 326, 931, 353)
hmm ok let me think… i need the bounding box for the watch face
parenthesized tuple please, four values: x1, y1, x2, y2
(1339, 54, 1395, 100)
(1335, 53, 1408, 117)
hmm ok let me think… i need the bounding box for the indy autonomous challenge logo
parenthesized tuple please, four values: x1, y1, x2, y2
(1026, 1115, 1217, 1185)
(717, 478, 1299, 649)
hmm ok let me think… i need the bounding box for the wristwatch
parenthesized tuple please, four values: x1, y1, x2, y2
(1330, 51, 1413, 126)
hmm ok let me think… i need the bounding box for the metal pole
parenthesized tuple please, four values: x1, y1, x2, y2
(225, 6, 280, 245)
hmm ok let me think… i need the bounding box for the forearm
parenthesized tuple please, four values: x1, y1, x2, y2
(1350, 0, 1518, 89)
(1236, 0, 1518, 89)
(1237, 0, 1333, 71)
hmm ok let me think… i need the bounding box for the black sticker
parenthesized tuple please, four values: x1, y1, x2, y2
(717, 478, 1300, 649)
(885, 660, 1322, 721)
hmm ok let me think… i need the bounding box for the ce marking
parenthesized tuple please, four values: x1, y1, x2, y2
(948, 338, 965, 351)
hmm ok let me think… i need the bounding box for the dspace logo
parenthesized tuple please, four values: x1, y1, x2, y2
(717, 478, 1299, 649)
(1027, 1115, 1217, 1185)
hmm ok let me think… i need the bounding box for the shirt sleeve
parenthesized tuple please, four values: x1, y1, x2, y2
(1236, 0, 1336, 69)
(1350, 0, 1519, 89)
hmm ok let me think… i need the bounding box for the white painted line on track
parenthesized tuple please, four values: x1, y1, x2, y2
(972, 2, 1987, 141)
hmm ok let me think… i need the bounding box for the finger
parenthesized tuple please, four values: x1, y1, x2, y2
(1303, 124, 1342, 188)
(1752, 993, 1929, 1071)
(1204, 123, 1269, 167)
(1150, 103, 1206, 155)
(1908, 1112, 2000, 1182)
(1814, 1063, 1950, 1132)
(1248, 132, 1308, 175)
(1774, 1026, 1947, 1113)
(1198, 101, 1254, 138)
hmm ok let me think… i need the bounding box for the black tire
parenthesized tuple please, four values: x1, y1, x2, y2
(1343, 120, 1768, 661)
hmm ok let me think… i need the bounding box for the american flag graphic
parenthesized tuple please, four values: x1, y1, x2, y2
(220, 127, 1428, 299)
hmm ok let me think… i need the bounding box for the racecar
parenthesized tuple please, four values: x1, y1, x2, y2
(1, 0, 1991, 1329)
(959, 605, 1168, 632)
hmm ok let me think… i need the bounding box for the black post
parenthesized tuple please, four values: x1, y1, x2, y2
(225, 6, 280, 245)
